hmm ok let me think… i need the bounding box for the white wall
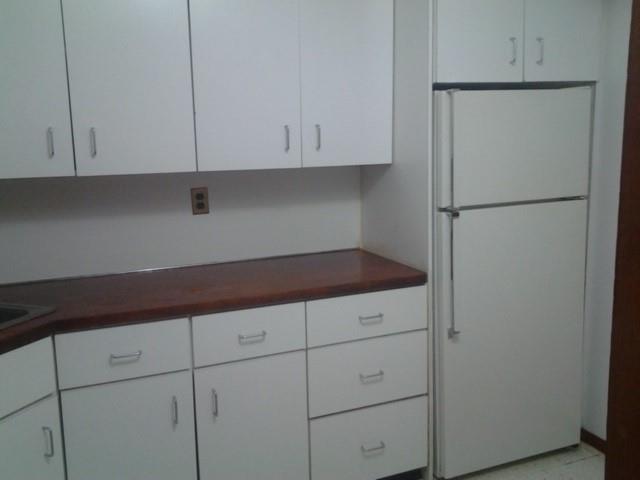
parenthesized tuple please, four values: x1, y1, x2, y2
(0, 168, 361, 284)
(583, 0, 632, 440)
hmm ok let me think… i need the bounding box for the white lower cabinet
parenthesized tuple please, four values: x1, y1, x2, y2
(195, 351, 309, 480)
(0, 395, 65, 480)
(310, 396, 429, 480)
(62, 370, 197, 480)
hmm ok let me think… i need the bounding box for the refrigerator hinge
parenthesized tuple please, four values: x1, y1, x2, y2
(438, 206, 460, 218)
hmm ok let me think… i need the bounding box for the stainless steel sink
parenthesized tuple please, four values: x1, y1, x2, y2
(0, 303, 56, 330)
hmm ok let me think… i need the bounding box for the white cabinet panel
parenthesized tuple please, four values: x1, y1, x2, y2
(310, 396, 428, 480)
(0, 338, 56, 419)
(63, 371, 197, 480)
(0, 0, 74, 179)
(435, 0, 524, 83)
(437, 88, 592, 207)
(300, 0, 393, 167)
(0, 396, 65, 480)
(307, 286, 427, 347)
(525, 0, 603, 81)
(55, 318, 190, 389)
(436, 201, 587, 478)
(192, 0, 302, 171)
(308, 331, 428, 418)
(195, 352, 309, 480)
(63, 0, 196, 176)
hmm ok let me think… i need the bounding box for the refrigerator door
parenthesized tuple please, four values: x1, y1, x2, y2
(435, 88, 592, 208)
(435, 200, 587, 479)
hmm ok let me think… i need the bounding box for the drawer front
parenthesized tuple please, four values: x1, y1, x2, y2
(56, 318, 190, 389)
(308, 331, 428, 418)
(310, 396, 428, 480)
(193, 303, 305, 367)
(307, 286, 427, 347)
(0, 338, 56, 419)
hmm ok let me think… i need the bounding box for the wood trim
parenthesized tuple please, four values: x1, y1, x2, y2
(581, 428, 607, 455)
(0, 249, 426, 355)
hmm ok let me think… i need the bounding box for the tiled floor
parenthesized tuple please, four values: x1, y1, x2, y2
(459, 443, 604, 480)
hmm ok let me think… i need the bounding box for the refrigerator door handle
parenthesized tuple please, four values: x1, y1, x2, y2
(439, 207, 461, 339)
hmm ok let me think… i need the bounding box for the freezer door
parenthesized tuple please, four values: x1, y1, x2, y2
(435, 200, 587, 479)
(435, 88, 592, 208)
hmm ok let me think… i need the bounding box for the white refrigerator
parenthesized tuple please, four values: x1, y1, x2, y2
(434, 87, 591, 479)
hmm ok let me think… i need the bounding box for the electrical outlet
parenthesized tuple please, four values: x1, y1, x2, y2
(191, 187, 210, 215)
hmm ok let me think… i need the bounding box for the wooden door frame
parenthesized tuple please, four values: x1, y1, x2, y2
(606, 1, 640, 478)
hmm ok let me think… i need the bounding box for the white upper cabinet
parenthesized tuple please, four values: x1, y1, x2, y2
(62, 0, 196, 176)
(0, 0, 74, 179)
(435, 0, 525, 83)
(524, 0, 603, 82)
(300, 0, 393, 167)
(191, 0, 302, 171)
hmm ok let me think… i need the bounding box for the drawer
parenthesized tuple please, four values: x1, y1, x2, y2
(308, 331, 428, 418)
(307, 286, 427, 347)
(310, 396, 428, 480)
(193, 303, 305, 367)
(0, 338, 56, 419)
(55, 318, 190, 389)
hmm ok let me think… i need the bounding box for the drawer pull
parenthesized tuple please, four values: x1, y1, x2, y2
(42, 427, 55, 459)
(358, 313, 384, 326)
(109, 350, 143, 364)
(238, 331, 267, 345)
(361, 441, 386, 456)
(359, 370, 385, 384)
(211, 389, 219, 419)
(171, 396, 179, 428)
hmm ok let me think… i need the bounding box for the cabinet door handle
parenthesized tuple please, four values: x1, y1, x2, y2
(284, 125, 290, 153)
(509, 37, 518, 65)
(358, 313, 384, 326)
(46, 127, 55, 158)
(361, 441, 385, 456)
(42, 427, 54, 459)
(315, 124, 322, 151)
(109, 350, 143, 364)
(211, 389, 219, 419)
(359, 370, 385, 384)
(536, 37, 545, 65)
(89, 127, 97, 158)
(171, 396, 179, 427)
(238, 330, 267, 345)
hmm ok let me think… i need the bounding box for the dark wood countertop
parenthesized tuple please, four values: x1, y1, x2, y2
(0, 249, 426, 355)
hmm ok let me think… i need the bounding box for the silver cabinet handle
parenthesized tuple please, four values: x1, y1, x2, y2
(89, 127, 97, 158)
(109, 350, 142, 364)
(46, 127, 55, 158)
(42, 427, 54, 459)
(359, 370, 384, 384)
(284, 125, 290, 153)
(171, 396, 179, 427)
(361, 441, 385, 456)
(358, 313, 384, 326)
(536, 37, 545, 65)
(509, 37, 517, 65)
(238, 330, 267, 345)
(315, 124, 321, 151)
(211, 389, 219, 419)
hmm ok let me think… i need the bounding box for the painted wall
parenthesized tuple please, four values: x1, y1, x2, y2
(583, 0, 632, 440)
(0, 168, 361, 284)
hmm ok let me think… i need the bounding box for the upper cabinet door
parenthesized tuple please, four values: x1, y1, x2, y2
(524, 0, 603, 81)
(0, 0, 74, 179)
(62, 0, 196, 176)
(435, 0, 524, 83)
(300, 0, 393, 167)
(191, 0, 302, 171)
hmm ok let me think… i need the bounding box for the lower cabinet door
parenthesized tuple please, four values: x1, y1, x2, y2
(62, 371, 197, 480)
(0, 396, 65, 480)
(310, 396, 428, 480)
(195, 351, 309, 480)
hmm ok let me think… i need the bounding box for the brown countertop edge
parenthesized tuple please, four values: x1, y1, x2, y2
(0, 249, 426, 355)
